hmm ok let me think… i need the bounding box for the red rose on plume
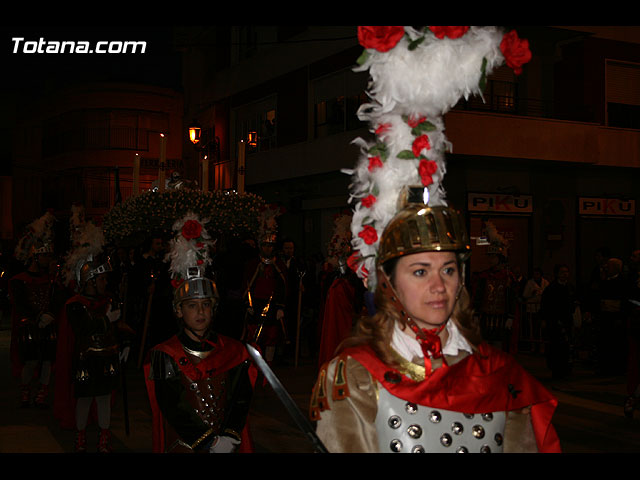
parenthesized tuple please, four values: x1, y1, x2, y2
(171, 278, 184, 289)
(500, 30, 531, 75)
(375, 123, 392, 136)
(429, 26, 469, 40)
(361, 194, 377, 208)
(368, 156, 384, 172)
(358, 26, 405, 52)
(408, 115, 426, 128)
(358, 225, 378, 245)
(412, 135, 431, 157)
(346, 252, 360, 273)
(181, 219, 202, 240)
(419, 159, 437, 186)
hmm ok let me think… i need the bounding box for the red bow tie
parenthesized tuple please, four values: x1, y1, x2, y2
(408, 322, 446, 359)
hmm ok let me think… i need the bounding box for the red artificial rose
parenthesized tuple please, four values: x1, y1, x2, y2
(419, 159, 438, 186)
(500, 30, 531, 75)
(358, 225, 378, 245)
(412, 134, 431, 157)
(346, 252, 360, 273)
(408, 115, 426, 128)
(181, 219, 202, 240)
(171, 278, 184, 289)
(361, 194, 377, 208)
(429, 26, 469, 40)
(368, 156, 384, 172)
(375, 123, 392, 136)
(358, 26, 405, 52)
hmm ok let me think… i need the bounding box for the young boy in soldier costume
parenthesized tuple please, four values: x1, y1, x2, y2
(145, 213, 256, 453)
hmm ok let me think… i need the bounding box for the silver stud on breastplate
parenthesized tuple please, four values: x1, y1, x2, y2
(451, 421, 464, 435)
(472, 424, 485, 439)
(407, 424, 422, 439)
(388, 415, 402, 429)
(376, 389, 506, 453)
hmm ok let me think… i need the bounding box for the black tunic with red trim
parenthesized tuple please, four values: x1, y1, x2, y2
(53, 294, 121, 429)
(145, 330, 257, 453)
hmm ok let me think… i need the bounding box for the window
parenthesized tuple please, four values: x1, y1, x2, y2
(606, 60, 640, 129)
(313, 69, 367, 138)
(454, 65, 517, 113)
(608, 103, 640, 129)
(234, 96, 277, 153)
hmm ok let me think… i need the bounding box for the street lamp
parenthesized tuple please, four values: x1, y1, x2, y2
(188, 121, 220, 192)
(188, 124, 202, 145)
(247, 130, 258, 148)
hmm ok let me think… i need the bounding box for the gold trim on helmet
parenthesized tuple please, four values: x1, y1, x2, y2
(377, 186, 471, 267)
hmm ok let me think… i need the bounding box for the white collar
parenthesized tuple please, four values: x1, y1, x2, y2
(391, 319, 473, 361)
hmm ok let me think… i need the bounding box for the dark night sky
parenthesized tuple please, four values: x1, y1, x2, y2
(0, 25, 183, 174)
(1, 26, 183, 93)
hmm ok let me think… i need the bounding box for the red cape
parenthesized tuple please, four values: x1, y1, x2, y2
(343, 342, 561, 453)
(53, 294, 111, 430)
(144, 334, 258, 453)
(318, 278, 356, 366)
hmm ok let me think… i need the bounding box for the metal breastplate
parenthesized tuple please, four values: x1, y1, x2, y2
(179, 360, 229, 432)
(375, 387, 506, 453)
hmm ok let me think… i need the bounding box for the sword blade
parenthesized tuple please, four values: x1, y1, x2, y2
(245, 344, 328, 453)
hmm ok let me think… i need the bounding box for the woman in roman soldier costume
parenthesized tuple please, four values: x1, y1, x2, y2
(145, 213, 257, 453)
(309, 26, 561, 453)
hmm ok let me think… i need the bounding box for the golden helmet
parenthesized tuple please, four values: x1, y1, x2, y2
(377, 186, 471, 267)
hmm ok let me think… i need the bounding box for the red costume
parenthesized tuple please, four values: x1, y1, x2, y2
(318, 276, 360, 366)
(242, 256, 288, 347)
(311, 342, 561, 453)
(145, 332, 257, 453)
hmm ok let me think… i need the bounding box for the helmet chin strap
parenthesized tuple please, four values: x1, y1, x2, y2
(377, 267, 461, 364)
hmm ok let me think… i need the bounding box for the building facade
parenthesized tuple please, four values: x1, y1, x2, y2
(178, 26, 640, 294)
(6, 26, 639, 298)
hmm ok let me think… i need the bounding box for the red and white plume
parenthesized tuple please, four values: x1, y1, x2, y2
(346, 26, 531, 288)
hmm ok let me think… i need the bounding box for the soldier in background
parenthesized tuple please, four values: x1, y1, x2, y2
(54, 220, 129, 453)
(9, 211, 64, 408)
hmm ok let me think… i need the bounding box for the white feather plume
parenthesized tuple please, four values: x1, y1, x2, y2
(14, 211, 56, 263)
(165, 212, 213, 283)
(348, 26, 512, 288)
(62, 219, 105, 287)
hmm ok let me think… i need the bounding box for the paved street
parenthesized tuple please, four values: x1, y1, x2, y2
(1, 324, 640, 455)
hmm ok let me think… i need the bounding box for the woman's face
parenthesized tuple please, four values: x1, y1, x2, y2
(177, 298, 214, 338)
(393, 251, 461, 330)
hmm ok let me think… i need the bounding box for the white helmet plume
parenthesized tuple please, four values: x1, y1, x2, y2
(346, 26, 531, 288)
